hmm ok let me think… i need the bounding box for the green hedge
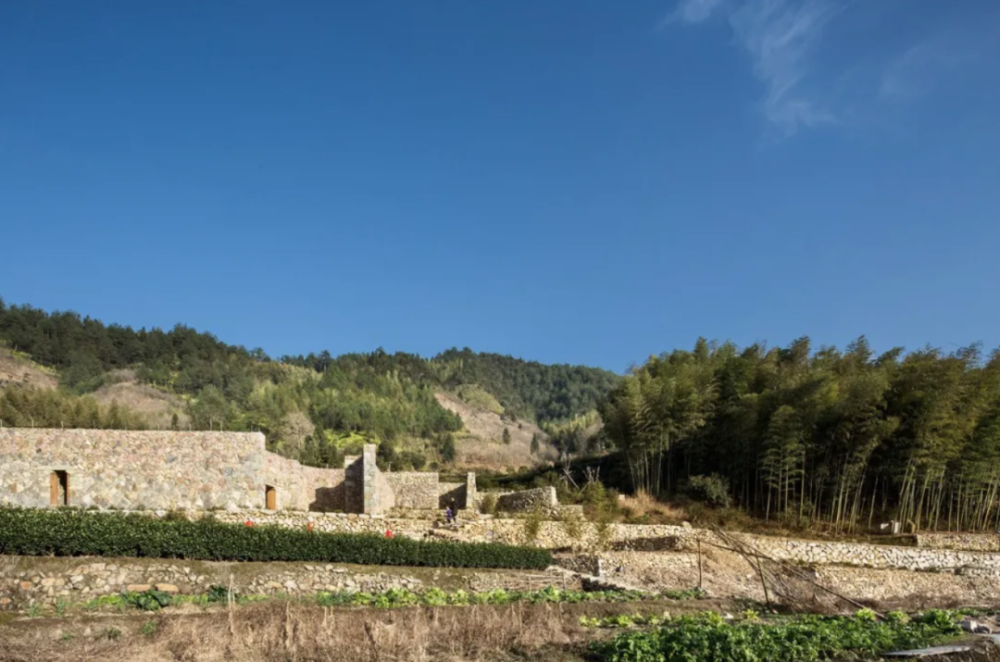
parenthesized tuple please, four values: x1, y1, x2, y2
(0, 509, 552, 570)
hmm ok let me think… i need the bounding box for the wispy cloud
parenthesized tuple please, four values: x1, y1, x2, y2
(666, 0, 844, 135)
(879, 36, 974, 103)
(728, 0, 843, 133)
(663, 0, 728, 26)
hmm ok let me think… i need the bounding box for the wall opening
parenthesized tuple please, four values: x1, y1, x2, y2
(265, 485, 277, 511)
(50, 471, 69, 507)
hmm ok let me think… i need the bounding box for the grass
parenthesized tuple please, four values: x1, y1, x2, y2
(618, 491, 689, 524)
(0, 600, 595, 661)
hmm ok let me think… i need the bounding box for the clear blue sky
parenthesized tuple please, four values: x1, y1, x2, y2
(2, 1, 999, 372)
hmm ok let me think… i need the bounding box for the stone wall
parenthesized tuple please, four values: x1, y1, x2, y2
(0, 429, 441, 515)
(262, 454, 345, 512)
(0, 555, 578, 609)
(0, 429, 267, 511)
(915, 533, 1000, 552)
(383, 473, 439, 510)
(496, 487, 557, 513)
(708, 532, 1000, 573)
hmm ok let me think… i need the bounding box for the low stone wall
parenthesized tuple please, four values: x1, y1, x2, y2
(383, 472, 438, 510)
(915, 533, 1000, 552)
(715, 532, 1000, 573)
(0, 556, 577, 609)
(570, 547, 1000, 608)
(496, 487, 557, 513)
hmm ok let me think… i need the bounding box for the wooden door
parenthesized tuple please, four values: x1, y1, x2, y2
(265, 486, 276, 510)
(50, 472, 59, 507)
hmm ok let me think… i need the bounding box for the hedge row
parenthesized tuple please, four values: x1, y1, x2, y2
(0, 509, 553, 570)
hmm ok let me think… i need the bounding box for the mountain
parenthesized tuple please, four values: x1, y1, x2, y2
(0, 297, 619, 470)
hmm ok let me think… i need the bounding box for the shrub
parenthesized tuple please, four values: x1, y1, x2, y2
(521, 507, 544, 545)
(480, 494, 498, 515)
(559, 510, 584, 542)
(0, 508, 552, 570)
(685, 474, 732, 509)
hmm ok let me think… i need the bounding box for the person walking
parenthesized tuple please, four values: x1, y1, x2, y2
(445, 506, 454, 525)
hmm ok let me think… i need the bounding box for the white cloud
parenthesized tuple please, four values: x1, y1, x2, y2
(665, 0, 728, 25)
(664, 0, 845, 135)
(730, 0, 842, 133)
(879, 36, 973, 103)
(664, 0, 1000, 136)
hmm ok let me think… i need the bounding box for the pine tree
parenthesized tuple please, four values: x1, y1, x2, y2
(502, 427, 512, 444)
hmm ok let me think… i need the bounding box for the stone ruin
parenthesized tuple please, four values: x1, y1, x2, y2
(0, 428, 476, 515)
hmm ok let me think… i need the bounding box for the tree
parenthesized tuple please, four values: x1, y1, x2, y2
(530, 433, 540, 455)
(502, 427, 511, 445)
(439, 434, 457, 464)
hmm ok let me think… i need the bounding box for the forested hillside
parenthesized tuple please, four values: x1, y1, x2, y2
(0, 298, 618, 470)
(600, 337, 1000, 532)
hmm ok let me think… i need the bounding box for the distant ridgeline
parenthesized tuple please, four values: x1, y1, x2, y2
(0, 298, 619, 469)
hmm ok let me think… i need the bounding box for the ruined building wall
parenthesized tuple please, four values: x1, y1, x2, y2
(262, 454, 345, 512)
(385, 473, 439, 510)
(0, 429, 468, 516)
(0, 429, 267, 511)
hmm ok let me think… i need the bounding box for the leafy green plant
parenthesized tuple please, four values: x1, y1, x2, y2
(207, 585, 232, 603)
(126, 589, 173, 612)
(591, 610, 962, 662)
(140, 620, 157, 636)
(0, 508, 552, 570)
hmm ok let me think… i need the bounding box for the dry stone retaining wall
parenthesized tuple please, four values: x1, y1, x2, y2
(915, 533, 1000, 552)
(711, 532, 1000, 573)
(0, 556, 576, 609)
(495, 486, 557, 513)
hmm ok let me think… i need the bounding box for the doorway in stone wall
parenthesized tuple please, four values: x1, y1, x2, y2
(50, 470, 69, 507)
(265, 485, 277, 511)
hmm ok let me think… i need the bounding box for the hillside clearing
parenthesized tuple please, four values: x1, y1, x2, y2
(435, 391, 557, 470)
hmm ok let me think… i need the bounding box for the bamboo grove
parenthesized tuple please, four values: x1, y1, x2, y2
(599, 337, 1000, 532)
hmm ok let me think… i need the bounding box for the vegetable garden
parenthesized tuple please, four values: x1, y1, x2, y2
(590, 609, 964, 662)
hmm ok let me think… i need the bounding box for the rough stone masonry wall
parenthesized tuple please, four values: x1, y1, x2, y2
(495, 486, 557, 513)
(0, 556, 579, 609)
(0, 429, 266, 511)
(262, 454, 346, 512)
(915, 533, 1000, 552)
(383, 473, 439, 510)
(709, 532, 1000, 573)
(562, 548, 1000, 608)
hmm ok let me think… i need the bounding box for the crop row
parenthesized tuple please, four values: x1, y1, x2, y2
(0, 508, 552, 569)
(77, 585, 685, 613)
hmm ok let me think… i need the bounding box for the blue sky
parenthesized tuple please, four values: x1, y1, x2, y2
(1, 1, 998, 372)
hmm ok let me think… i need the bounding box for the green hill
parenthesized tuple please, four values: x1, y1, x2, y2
(0, 297, 619, 470)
